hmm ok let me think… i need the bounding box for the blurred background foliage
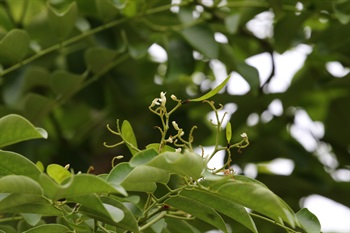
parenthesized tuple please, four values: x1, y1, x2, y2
(0, 0, 349, 231)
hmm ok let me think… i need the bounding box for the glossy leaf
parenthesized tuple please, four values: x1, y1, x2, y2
(212, 180, 298, 227)
(165, 196, 228, 233)
(42, 173, 126, 201)
(0, 114, 47, 148)
(0, 29, 30, 65)
(0, 175, 42, 195)
(0, 150, 42, 180)
(190, 75, 231, 102)
(129, 148, 158, 167)
(180, 189, 258, 233)
(22, 224, 71, 233)
(146, 150, 205, 179)
(47, 164, 72, 184)
(108, 161, 170, 192)
(121, 120, 139, 156)
(296, 208, 321, 233)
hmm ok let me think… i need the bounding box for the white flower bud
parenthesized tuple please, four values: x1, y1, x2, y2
(241, 132, 247, 138)
(175, 148, 181, 153)
(171, 94, 178, 101)
(172, 121, 180, 130)
(160, 92, 166, 105)
(151, 98, 160, 107)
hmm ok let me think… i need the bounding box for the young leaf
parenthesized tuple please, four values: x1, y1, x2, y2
(226, 121, 232, 143)
(121, 120, 139, 156)
(0, 114, 47, 148)
(296, 208, 321, 233)
(190, 75, 231, 102)
(47, 164, 71, 184)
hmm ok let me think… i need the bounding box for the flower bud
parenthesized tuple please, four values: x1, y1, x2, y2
(241, 132, 247, 138)
(172, 121, 180, 130)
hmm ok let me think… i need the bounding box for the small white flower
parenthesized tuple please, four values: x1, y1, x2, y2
(175, 148, 181, 153)
(172, 121, 180, 130)
(159, 92, 167, 105)
(166, 136, 173, 143)
(151, 98, 160, 107)
(241, 132, 247, 138)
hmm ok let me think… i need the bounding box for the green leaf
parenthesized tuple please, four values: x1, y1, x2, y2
(165, 196, 228, 233)
(129, 148, 158, 167)
(19, 94, 55, 122)
(47, 164, 72, 184)
(121, 120, 139, 156)
(181, 189, 258, 233)
(0, 29, 30, 65)
(0, 197, 62, 216)
(226, 121, 232, 143)
(236, 62, 260, 93)
(41, 173, 126, 201)
(212, 180, 298, 227)
(22, 224, 71, 233)
(0, 114, 47, 148)
(274, 13, 308, 53)
(296, 208, 321, 233)
(48, 2, 78, 41)
(190, 75, 231, 102)
(51, 70, 84, 97)
(0, 151, 42, 180)
(107, 161, 170, 192)
(181, 25, 219, 59)
(147, 150, 205, 179)
(101, 196, 140, 232)
(21, 213, 42, 226)
(84, 47, 117, 74)
(146, 143, 176, 153)
(225, 13, 240, 34)
(0, 175, 42, 195)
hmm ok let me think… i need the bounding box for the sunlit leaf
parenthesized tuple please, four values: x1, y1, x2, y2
(0, 114, 47, 148)
(146, 150, 205, 179)
(190, 75, 231, 102)
(47, 164, 71, 184)
(296, 208, 321, 233)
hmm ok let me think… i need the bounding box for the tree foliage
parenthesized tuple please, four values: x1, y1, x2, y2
(0, 0, 349, 232)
